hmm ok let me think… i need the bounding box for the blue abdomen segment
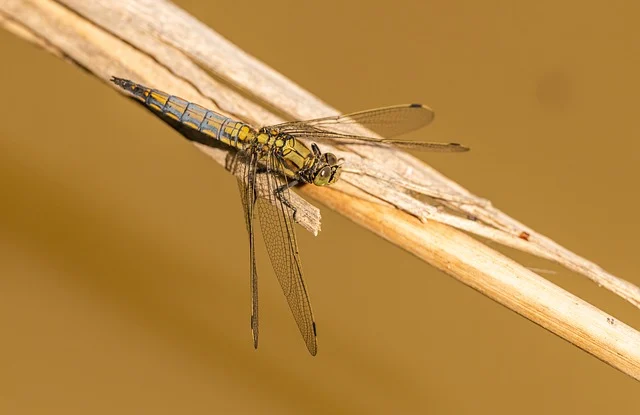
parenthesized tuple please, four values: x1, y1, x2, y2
(110, 78, 254, 149)
(200, 110, 228, 142)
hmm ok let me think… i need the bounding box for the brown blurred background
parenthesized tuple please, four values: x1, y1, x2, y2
(1, 1, 639, 413)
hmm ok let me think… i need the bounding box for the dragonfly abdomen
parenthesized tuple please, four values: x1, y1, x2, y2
(111, 77, 256, 150)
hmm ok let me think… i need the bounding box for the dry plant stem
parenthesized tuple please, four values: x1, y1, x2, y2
(2, 0, 639, 379)
(5, 0, 639, 309)
(304, 185, 640, 379)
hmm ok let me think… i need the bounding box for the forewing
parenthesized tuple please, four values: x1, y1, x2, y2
(233, 151, 260, 349)
(256, 155, 318, 356)
(272, 104, 434, 139)
(278, 130, 469, 152)
(270, 105, 468, 152)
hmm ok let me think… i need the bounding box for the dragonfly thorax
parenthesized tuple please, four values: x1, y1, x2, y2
(256, 128, 342, 186)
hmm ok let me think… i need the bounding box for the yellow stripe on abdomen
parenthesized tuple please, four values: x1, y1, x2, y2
(111, 78, 257, 150)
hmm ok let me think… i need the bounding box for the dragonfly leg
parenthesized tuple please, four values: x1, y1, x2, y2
(274, 180, 300, 219)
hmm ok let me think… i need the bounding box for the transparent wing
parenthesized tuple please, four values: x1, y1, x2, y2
(283, 130, 469, 152)
(233, 151, 260, 350)
(269, 104, 469, 152)
(272, 104, 434, 139)
(256, 154, 318, 356)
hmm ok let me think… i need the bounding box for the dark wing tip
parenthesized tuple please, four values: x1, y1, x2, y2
(305, 322, 318, 356)
(409, 103, 435, 124)
(252, 323, 259, 349)
(450, 142, 471, 152)
(308, 341, 318, 356)
(305, 323, 318, 356)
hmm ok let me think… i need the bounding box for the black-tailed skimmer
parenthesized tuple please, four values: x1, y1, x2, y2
(111, 77, 469, 355)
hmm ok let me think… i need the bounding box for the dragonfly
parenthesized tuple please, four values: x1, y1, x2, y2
(111, 76, 469, 355)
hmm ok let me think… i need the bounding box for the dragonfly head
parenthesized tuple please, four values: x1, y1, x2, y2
(311, 145, 343, 186)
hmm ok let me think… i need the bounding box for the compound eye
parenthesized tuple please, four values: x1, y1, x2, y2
(313, 166, 332, 186)
(323, 153, 338, 165)
(319, 166, 331, 179)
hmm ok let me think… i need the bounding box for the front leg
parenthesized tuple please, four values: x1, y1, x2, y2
(274, 179, 300, 219)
